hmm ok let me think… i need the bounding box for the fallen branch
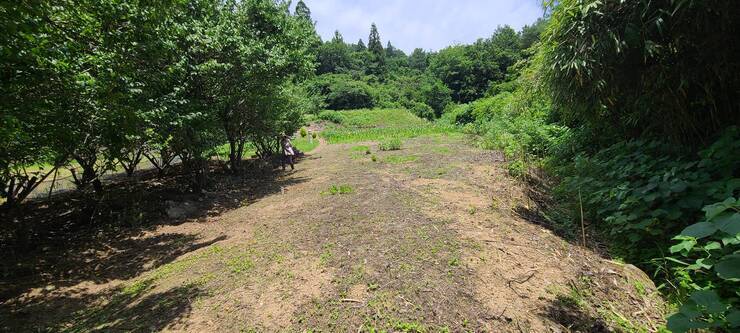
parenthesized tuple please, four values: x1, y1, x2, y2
(506, 270, 537, 298)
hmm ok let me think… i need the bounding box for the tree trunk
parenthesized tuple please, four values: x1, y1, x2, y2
(228, 138, 238, 172)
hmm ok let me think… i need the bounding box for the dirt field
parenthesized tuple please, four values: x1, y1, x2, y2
(1, 135, 665, 332)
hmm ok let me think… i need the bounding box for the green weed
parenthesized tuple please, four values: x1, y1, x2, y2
(322, 184, 354, 195)
(379, 138, 402, 151)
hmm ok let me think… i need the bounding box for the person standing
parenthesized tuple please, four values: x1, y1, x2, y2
(281, 133, 295, 170)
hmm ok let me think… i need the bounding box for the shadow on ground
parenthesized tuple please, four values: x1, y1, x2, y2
(0, 157, 310, 331)
(543, 295, 609, 333)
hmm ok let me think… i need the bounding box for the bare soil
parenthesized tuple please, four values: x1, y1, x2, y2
(0, 135, 665, 332)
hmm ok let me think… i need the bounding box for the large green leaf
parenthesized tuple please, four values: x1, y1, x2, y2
(703, 197, 737, 220)
(728, 309, 740, 327)
(680, 222, 718, 239)
(715, 254, 740, 281)
(666, 313, 711, 333)
(689, 290, 727, 314)
(713, 212, 740, 235)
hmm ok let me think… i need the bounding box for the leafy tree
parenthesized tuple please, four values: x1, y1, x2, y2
(209, 0, 317, 172)
(422, 78, 452, 117)
(408, 48, 429, 71)
(317, 31, 353, 74)
(295, 0, 312, 22)
(307, 74, 374, 110)
(428, 45, 501, 103)
(489, 25, 521, 74)
(519, 17, 547, 50)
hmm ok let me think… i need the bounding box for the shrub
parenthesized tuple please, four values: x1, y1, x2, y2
(311, 132, 317, 139)
(410, 102, 435, 121)
(507, 159, 527, 178)
(556, 128, 740, 327)
(318, 110, 343, 124)
(300, 127, 308, 137)
(440, 103, 474, 126)
(308, 74, 374, 110)
(379, 139, 402, 151)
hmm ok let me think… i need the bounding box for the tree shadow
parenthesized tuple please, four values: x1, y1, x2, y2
(0, 158, 310, 330)
(541, 295, 609, 333)
(510, 170, 606, 252)
(4, 282, 207, 332)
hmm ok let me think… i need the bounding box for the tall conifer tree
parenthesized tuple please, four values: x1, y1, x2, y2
(367, 23, 385, 75)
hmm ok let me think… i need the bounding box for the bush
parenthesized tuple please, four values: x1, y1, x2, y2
(379, 139, 402, 151)
(308, 74, 374, 110)
(556, 128, 740, 322)
(300, 127, 308, 137)
(440, 103, 475, 126)
(410, 102, 435, 121)
(318, 110, 343, 124)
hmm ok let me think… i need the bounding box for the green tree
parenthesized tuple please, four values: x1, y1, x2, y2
(295, 0, 312, 22)
(428, 45, 501, 103)
(519, 18, 547, 50)
(367, 23, 386, 76)
(408, 48, 429, 71)
(211, 0, 317, 172)
(355, 38, 366, 51)
(317, 31, 353, 74)
(489, 25, 521, 74)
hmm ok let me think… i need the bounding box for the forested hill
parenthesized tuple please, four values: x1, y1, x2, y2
(2, 0, 739, 331)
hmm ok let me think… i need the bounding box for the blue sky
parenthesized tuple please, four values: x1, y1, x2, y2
(295, 0, 545, 53)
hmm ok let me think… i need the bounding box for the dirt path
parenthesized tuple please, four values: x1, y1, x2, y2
(2, 135, 664, 332)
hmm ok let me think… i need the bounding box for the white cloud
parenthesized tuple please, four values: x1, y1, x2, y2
(297, 0, 544, 53)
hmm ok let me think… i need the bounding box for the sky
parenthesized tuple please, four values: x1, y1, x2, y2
(294, 0, 545, 54)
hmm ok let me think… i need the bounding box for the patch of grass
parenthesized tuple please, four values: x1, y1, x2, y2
(322, 184, 354, 195)
(321, 109, 457, 144)
(226, 252, 255, 274)
(122, 278, 155, 296)
(393, 321, 426, 333)
(339, 109, 428, 128)
(371, 155, 378, 162)
(350, 145, 370, 152)
(294, 136, 319, 153)
(349, 145, 372, 159)
(633, 280, 647, 297)
(447, 257, 460, 267)
(383, 155, 418, 164)
(430, 146, 451, 154)
(379, 138, 402, 151)
(319, 243, 335, 266)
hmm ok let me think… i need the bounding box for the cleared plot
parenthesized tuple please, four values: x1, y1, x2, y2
(1, 111, 665, 332)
